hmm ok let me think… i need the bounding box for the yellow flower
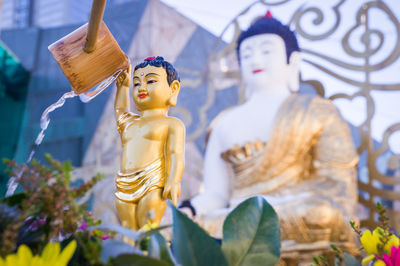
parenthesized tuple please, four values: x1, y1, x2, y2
(360, 227, 400, 265)
(361, 227, 400, 255)
(139, 222, 159, 232)
(374, 260, 386, 266)
(0, 240, 76, 266)
(362, 254, 376, 265)
(361, 228, 382, 255)
(385, 234, 400, 255)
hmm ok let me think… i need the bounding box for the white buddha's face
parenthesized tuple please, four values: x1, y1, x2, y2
(239, 33, 297, 97)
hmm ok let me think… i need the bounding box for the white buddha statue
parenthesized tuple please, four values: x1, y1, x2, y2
(181, 13, 359, 254)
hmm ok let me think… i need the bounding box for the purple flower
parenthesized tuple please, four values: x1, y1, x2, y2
(101, 234, 110, 241)
(79, 221, 88, 231)
(26, 217, 46, 231)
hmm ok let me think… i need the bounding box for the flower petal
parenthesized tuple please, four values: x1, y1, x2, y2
(381, 254, 393, 266)
(79, 221, 88, 231)
(391, 245, 398, 259)
(58, 240, 77, 266)
(362, 254, 376, 265)
(41, 242, 60, 263)
(385, 235, 400, 255)
(362, 230, 379, 255)
(16, 245, 33, 265)
(5, 255, 18, 266)
(31, 255, 44, 266)
(394, 246, 400, 265)
(374, 260, 386, 266)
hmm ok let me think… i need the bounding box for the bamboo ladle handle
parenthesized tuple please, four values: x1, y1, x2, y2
(83, 0, 107, 53)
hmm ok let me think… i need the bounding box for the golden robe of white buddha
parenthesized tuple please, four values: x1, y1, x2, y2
(196, 93, 358, 250)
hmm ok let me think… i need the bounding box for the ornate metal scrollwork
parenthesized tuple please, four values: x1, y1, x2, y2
(291, 0, 344, 40)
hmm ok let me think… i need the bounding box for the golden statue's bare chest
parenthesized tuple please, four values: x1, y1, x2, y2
(122, 118, 169, 144)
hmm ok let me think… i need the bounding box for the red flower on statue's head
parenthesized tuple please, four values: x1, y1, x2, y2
(144, 57, 155, 61)
(264, 10, 273, 18)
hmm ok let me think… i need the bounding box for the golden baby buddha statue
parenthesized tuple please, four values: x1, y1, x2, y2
(114, 56, 185, 231)
(181, 13, 359, 260)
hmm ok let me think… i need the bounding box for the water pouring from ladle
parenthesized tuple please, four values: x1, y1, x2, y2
(6, 0, 129, 196)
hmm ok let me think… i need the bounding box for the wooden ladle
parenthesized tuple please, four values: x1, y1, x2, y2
(48, 0, 129, 100)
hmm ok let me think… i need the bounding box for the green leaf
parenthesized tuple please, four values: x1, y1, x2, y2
(148, 233, 176, 266)
(222, 196, 280, 266)
(170, 202, 228, 266)
(62, 160, 73, 184)
(101, 239, 142, 263)
(313, 256, 321, 265)
(137, 225, 170, 245)
(44, 153, 53, 162)
(342, 253, 360, 266)
(111, 254, 169, 266)
(1, 192, 27, 207)
(136, 225, 171, 251)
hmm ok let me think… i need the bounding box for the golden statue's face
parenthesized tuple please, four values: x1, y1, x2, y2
(132, 65, 172, 110)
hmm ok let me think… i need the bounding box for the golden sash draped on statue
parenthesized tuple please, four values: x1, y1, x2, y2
(115, 158, 165, 203)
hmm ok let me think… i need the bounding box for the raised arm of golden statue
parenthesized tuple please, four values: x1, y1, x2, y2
(114, 57, 185, 233)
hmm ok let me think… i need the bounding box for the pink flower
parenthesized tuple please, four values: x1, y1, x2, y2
(377, 245, 400, 266)
(79, 221, 88, 231)
(26, 217, 46, 231)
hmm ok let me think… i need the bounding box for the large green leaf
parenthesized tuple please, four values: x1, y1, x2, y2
(101, 239, 142, 263)
(137, 225, 171, 244)
(222, 196, 280, 266)
(342, 253, 360, 266)
(1, 192, 27, 207)
(148, 233, 176, 266)
(111, 254, 169, 266)
(170, 203, 228, 266)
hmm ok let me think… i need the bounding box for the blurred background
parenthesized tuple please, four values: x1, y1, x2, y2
(0, 0, 399, 227)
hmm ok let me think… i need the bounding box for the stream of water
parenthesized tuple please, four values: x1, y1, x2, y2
(5, 67, 124, 197)
(6, 91, 77, 197)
